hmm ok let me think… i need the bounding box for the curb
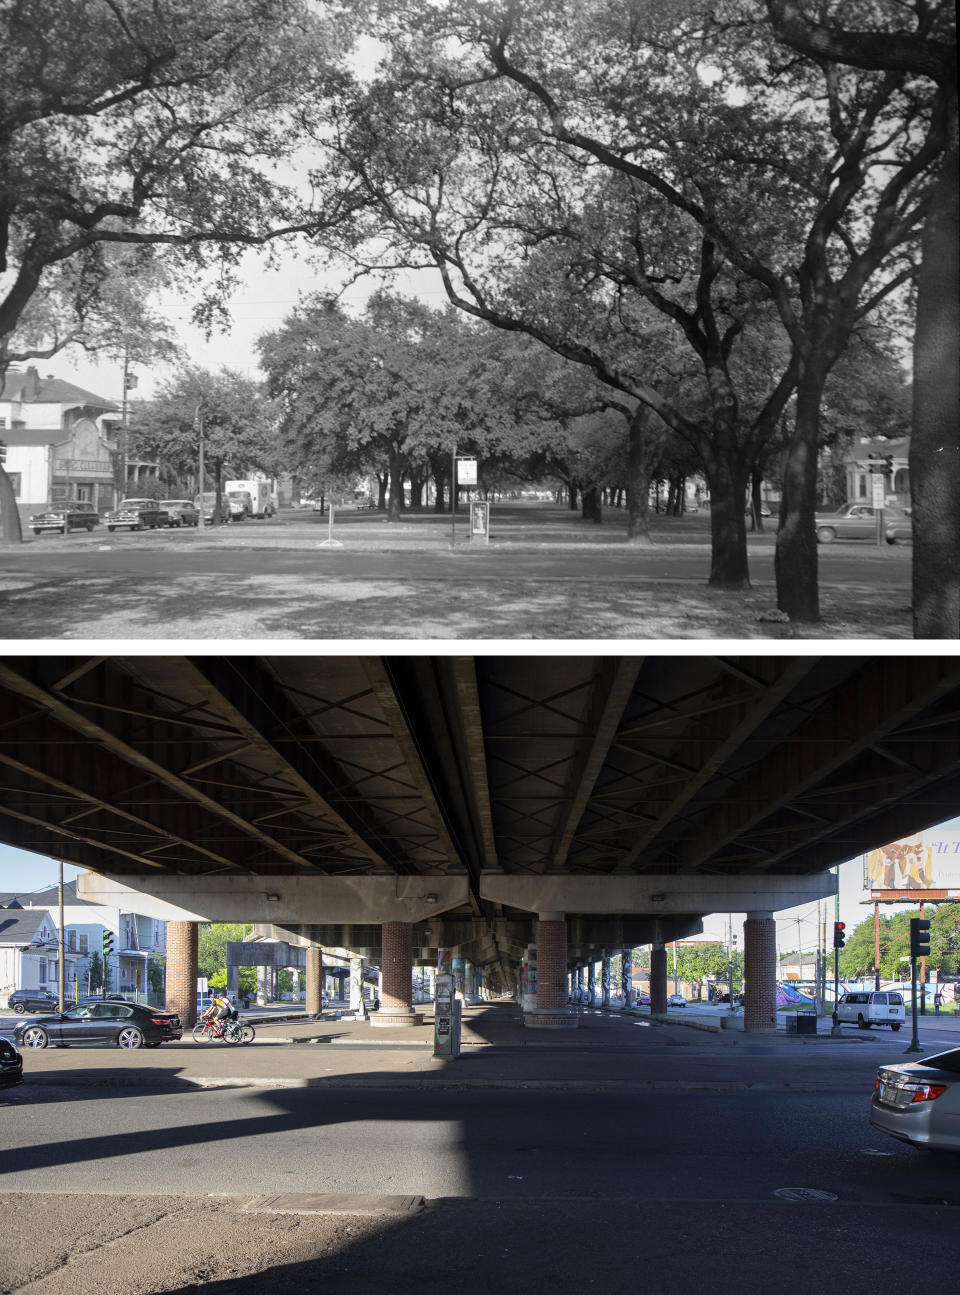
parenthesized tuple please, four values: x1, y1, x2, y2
(24, 1072, 870, 1095)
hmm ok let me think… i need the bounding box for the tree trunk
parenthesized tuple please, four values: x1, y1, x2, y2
(625, 405, 653, 541)
(568, 480, 579, 509)
(775, 362, 825, 621)
(387, 457, 403, 522)
(705, 453, 750, 590)
(0, 464, 24, 543)
(376, 473, 388, 510)
(749, 466, 765, 534)
(911, 101, 960, 637)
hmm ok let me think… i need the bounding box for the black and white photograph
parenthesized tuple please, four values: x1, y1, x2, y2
(1, 4, 959, 1295)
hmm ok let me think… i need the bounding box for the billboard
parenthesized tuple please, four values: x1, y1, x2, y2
(864, 829, 960, 893)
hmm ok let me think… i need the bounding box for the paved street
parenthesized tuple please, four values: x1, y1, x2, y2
(2, 1002, 957, 1294)
(0, 505, 912, 638)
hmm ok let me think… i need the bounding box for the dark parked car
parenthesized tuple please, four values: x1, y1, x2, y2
(13, 1001, 183, 1049)
(104, 498, 170, 531)
(161, 499, 201, 527)
(29, 500, 99, 535)
(0, 1038, 24, 1088)
(7, 989, 59, 1014)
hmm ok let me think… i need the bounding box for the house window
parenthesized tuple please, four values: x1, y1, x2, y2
(67, 930, 76, 951)
(79, 934, 88, 955)
(39, 960, 47, 982)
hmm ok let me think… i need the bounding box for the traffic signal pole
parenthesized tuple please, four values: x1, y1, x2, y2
(831, 921, 845, 1037)
(906, 917, 930, 1054)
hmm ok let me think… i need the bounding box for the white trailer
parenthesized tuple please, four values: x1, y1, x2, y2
(224, 480, 274, 518)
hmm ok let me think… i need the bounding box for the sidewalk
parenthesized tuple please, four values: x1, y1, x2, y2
(16, 998, 954, 1095)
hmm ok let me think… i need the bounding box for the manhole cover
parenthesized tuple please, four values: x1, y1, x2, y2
(774, 1187, 838, 1202)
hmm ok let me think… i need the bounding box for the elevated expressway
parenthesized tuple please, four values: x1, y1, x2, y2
(1, 655, 958, 1031)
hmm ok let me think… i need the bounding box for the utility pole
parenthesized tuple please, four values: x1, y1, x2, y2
(195, 403, 205, 534)
(58, 861, 65, 1013)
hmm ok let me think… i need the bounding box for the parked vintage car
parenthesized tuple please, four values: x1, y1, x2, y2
(103, 498, 171, 531)
(29, 500, 99, 535)
(814, 502, 911, 544)
(161, 499, 201, 527)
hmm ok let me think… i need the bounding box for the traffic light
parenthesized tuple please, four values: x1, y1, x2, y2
(883, 455, 894, 476)
(101, 930, 114, 958)
(0, 439, 6, 464)
(910, 918, 930, 958)
(833, 921, 846, 949)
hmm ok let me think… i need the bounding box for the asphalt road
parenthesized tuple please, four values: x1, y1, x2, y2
(3, 1079, 959, 1203)
(3, 1014, 959, 1295)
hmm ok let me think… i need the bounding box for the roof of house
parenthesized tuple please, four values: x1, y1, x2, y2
(0, 368, 118, 412)
(4, 880, 93, 908)
(0, 908, 56, 947)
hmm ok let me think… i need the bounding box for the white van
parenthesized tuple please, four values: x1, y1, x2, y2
(836, 990, 905, 1031)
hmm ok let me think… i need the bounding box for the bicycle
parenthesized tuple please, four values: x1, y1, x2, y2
(192, 1016, 254, 1045)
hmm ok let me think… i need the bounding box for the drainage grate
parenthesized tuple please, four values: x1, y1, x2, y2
(245, 1193, 426, 1216)
(774, 1187, 839, 1202)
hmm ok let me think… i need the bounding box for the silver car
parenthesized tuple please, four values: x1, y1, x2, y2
(870, 1048, 960, 1152)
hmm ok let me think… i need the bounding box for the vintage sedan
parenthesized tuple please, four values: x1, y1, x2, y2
(29, 500, 99, 535)
(13, 1000, 182, 1050)
(814, 502, 911, 544)
(871, 1047, 960, 1152)
(161, 498, 201, 527)
(104, 498, 170, 531)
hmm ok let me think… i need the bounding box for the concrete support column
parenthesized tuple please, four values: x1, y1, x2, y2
(305, 946, 323, 1016)
(650, 943, 668, 1015)
(575, 964, 584, 1002)
(744, 911, 777, 1033)
(621, 947, 633, 1009)
(373, 921, 422, 1027)
(526, 913, 577, 1029)
(256, 965, 268, 1006)
(165, 920, 198, 1029)
(226, 962, 239, 998)
(586, 961, 596, 1007)
(452, 957, 465, 999)
(291, 969, 300, 1002)
(601, 954, 611, 1008)
(349, 954, 365, 1017)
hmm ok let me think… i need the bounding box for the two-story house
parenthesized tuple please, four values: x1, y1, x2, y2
(0, 881, 168, 1004)
(0, 366, 160, 526)
(0, 901, 85, 1004)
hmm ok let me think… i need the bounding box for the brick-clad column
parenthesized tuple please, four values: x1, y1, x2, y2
(305, 946, 323, 1016)
(525, 913, 577, 1029)
(744, 911, 777, 1033)
(621, 947, 633, 1009)
(165, 920, 198, 1029)
(372, 921, 422, 1027)
(649, 943, 668, 1015)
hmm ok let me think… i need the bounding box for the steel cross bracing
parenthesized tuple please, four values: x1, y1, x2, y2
(0, 656, 958, 950)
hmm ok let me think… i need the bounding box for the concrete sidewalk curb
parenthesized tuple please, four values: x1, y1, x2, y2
(24, 1072, 869, 1095)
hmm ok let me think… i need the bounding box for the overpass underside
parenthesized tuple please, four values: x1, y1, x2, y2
(1, 654, 958, 1027)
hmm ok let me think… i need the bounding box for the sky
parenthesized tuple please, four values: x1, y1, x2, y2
(5, 815, 958, 962)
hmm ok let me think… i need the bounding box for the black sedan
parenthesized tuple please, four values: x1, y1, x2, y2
(13, 1001, 182, 1050)
(7, 989, 60, 1014)
(0, 1038, 24, 1087)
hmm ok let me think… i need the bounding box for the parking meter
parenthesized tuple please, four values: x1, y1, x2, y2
(434, 972, 461, 1058)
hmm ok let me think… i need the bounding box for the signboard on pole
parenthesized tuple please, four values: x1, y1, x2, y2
(457, 458, 478, 485)
(871, 476, 886, 508)
(863, 828, 960, 897)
